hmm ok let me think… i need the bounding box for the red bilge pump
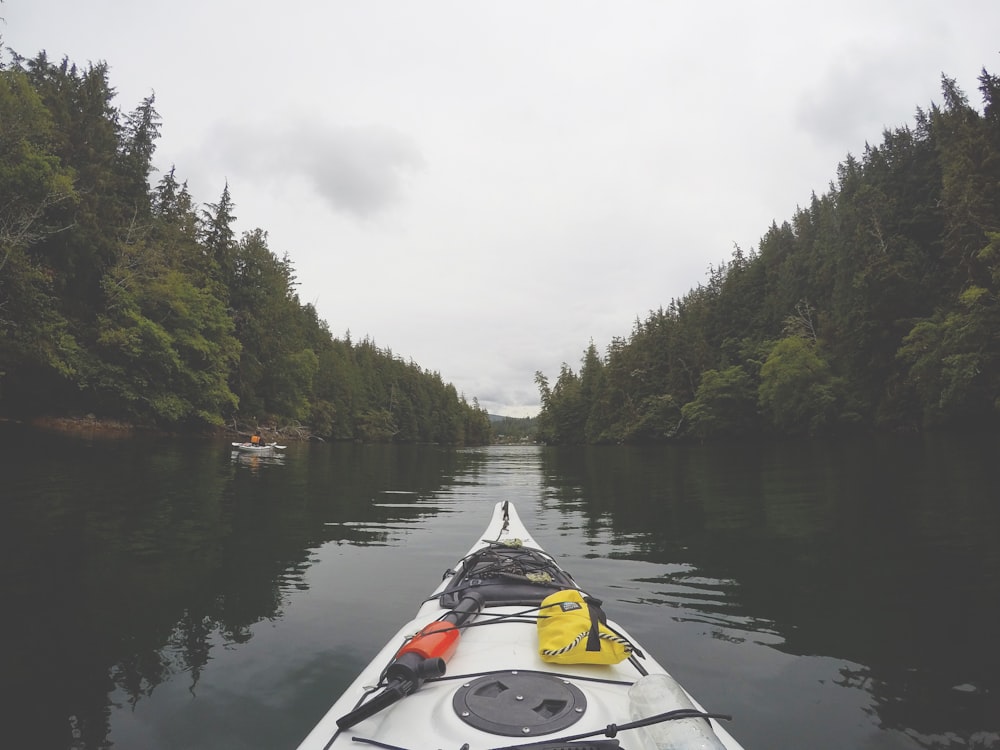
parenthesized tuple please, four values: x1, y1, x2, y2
(336, 591, 485, 730)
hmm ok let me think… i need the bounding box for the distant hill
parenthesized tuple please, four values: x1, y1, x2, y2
(488, 414, 536, 423)
(488, 414, 538, 443)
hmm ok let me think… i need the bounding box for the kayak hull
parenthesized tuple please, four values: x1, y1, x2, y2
(231, 441, 284, 453)
(297, 501, 744, 749)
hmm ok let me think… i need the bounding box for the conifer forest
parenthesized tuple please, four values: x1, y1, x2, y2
(0, 49, 491, 443)
(535, 69, 1000, 444)
(2, 46, 999, 445)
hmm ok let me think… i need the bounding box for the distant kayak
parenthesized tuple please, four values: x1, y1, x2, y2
(296, 500, 744, 750)
(231, 441, 285, 453)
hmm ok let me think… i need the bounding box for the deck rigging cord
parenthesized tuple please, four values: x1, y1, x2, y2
(344, 702, 734, 750)
(487, 706, 735, 749)
(321, 501, 728, 749)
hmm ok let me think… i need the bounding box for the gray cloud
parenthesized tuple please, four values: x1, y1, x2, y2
(209, 121, 425, 219)
(800, 83, 889, 151)
(288, 125, 425, 218)
(794, 37, 949, 152)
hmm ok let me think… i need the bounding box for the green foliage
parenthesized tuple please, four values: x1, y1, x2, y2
(93, 237, 241, 426)
(535, 363, 588, 444)
(623, 394, 682, 442)
(463, 397, 493, 446)
(492, 414, 538, 443)
(681, 366, 758, 440)
(758, 337, 839, 435)
(0, 47, 488, 444)
(356, 407, 398, 442)
(537, 66, 1000, 442)
(898, 249, 1000, 427)
(0, 66, 82, 407)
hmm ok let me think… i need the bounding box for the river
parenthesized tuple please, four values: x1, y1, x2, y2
(1, 423, 998, 749)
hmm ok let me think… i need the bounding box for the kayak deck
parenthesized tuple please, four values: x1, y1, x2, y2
(297, 501, 743, 749)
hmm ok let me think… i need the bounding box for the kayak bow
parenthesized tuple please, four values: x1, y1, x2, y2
(297, 501, 745, 750)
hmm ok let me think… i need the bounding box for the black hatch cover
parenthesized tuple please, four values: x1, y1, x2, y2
(452, 671, 587, 736)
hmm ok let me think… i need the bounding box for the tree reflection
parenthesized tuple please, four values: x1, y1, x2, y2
(1, 431, 474, 750)
(538, 438, 1000, 746)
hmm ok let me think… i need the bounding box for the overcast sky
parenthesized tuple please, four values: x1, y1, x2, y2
(4, 2, 999, 416)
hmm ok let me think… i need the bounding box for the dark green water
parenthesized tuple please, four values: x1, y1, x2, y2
(1, 424, 998, 749)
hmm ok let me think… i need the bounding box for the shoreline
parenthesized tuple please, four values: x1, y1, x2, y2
(5, 415, 216, 439)
(6, 415, 302, 443)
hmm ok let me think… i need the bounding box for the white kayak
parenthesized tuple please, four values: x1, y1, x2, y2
(231, 441, 285, 453)
(297, 501, 745, 750)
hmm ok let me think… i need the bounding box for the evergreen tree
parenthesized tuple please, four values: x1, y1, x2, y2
(0, 65, 80, 409)
(201, 182, 237, 290)
(119, 94, 161, 213)
(1, 46, 488, 442)
(680, 366, 758, 440)
(537, 64, 1000, 442)
(758, 336, 840, 435)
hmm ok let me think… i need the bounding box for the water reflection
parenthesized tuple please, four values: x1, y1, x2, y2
(538, 439, 1000, 749)
(0, 428, 476, 750)
(3, 429, 998, 750)
(230, 448, 286, 470)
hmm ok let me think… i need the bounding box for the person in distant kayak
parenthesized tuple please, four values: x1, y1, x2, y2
(250, 429, 262, 445)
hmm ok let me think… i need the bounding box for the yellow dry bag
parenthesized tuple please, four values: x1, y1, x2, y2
(537, 589, 633, 665)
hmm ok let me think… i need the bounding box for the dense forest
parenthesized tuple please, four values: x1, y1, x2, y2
(0, 48, 491, 444)
(490, 414, 538, 444)
(536, 69, 1000, 444)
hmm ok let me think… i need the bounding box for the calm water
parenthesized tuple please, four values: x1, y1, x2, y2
(1, 424, 999, 750)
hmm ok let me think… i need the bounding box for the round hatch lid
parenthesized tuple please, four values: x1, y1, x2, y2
(452, 671, 587, 736)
